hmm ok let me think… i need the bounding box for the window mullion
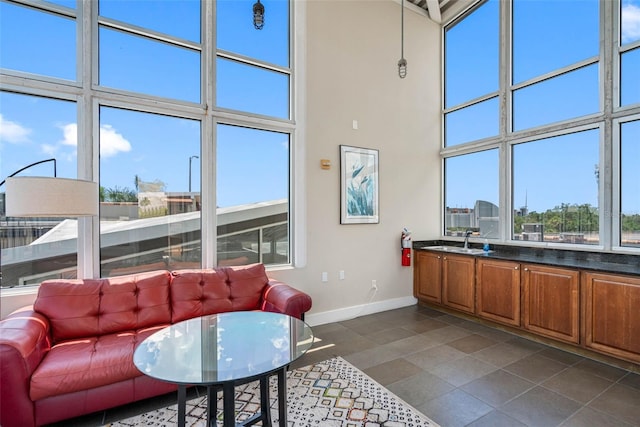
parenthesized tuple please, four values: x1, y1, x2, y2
(202, 0, 216, 268)
(78, 0, 98, 279)
(600, 0, 615, 250)
(499, 0, 511, 241)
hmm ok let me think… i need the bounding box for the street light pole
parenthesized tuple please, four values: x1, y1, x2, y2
(189, 155, 199, 193)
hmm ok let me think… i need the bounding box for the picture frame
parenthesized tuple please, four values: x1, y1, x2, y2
(340, 145, 379, 224)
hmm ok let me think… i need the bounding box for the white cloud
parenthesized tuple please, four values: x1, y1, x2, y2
(622, 3, 640, 43)
(60, 123, 77, 147)
(100, 124, 132, 157)
(0, 114, 31, 144)
(41, 143, 58, 157)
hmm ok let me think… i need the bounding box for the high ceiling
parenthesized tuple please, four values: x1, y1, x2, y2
(405, 0, 475, 24)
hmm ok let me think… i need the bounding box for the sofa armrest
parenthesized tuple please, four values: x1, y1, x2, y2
(261, 280, 312, 320)
(0, 306, 51, 427)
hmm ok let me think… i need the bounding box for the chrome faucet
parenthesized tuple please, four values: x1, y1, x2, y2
(463, 230, 472, 249)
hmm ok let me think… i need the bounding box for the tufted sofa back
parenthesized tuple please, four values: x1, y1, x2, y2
(34, 270, 172, 344)
(170, 263, 269, 323)
(33, 264, 270, 344)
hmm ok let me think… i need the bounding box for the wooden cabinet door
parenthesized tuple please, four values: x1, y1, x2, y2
(442, 254, 475, 314)
(414, 251, 442, 304)
(522, 264, 580, 344)
(476, 259, 521, 327)
(583, 272, 640, 363)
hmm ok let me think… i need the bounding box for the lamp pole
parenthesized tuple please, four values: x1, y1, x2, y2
(189, 155, 199, 193)
(0, 158, 57, 187)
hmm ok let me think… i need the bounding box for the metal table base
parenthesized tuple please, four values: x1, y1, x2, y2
(176, 366, 288, 427)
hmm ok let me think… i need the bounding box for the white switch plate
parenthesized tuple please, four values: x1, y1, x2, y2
(339, 270, 345, 280)
(321, 272, 328, 282)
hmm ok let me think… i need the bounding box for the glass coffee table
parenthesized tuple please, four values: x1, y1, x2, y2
(133, 311, 314, 427)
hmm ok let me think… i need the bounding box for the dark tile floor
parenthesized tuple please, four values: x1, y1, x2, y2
(51, 305, 640, 427)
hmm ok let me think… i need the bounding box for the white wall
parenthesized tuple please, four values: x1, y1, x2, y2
(270, 0, 442, 325)
(0, 0, 442, 321)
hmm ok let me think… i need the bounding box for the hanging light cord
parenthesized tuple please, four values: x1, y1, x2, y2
(401, 0, 404, 59)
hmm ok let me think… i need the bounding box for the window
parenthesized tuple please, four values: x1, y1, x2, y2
(445, 98, 499, 146)
(216, 125, 290, 266)
(443, 0, 639, 252)
(98, 107, 202, 276)
(0, 0, 294, 288)
(0, 1, 76, 81)
(444, 0, 499, 147)
(0, 92, 78, 285)
(445, 149, 500, 239)
(216, 0, 289, 67)
(620, 0, 640, 107)
(512, 0, 599, 84)
(512, 64, 599, 131)
(512, 130, 600, 245)
(620, 48, 640, 106)
(512, 0, 599, 131)
(444, 0, 498, 108)
(216, 58, 289, 118)
(99, 0, 200, 42)
(99, 27, 201, 102)
(620, 119, 640, 248)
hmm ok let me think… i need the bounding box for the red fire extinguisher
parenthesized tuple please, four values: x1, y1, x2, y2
(401, 228, 411, 267)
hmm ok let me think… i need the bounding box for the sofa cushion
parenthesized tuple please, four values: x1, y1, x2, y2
(170, 269, 233, 323)
(225, 263, 269, 310)
(29, 326, 166, 401)
(34, 271, 172, 343)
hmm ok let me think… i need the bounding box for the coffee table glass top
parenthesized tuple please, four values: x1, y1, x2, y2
(133, 311, 314, 385)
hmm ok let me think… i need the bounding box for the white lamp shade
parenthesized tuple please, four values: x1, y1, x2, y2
(5, 177, 98, 217)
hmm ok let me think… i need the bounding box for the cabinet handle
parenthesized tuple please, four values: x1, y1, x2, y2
(437, 256, 441, 259)
(524, 268, 529, 271)
(515, 266, 519, 270)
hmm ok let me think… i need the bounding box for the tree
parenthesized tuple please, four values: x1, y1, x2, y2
(104, 186, 138, 202)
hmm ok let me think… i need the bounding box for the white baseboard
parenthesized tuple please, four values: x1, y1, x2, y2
(304, 296, 418, 327)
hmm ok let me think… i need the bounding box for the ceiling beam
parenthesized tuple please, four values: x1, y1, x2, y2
(392, 0, 429, 18)
(426, 0, 442, 23)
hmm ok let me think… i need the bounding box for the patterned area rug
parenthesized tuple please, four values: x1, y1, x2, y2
(108, 357, 439, 426)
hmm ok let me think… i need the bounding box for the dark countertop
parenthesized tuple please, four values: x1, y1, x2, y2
(413, 240, 640, 276)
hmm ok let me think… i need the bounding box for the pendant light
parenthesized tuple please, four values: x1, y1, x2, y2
(253, 0, 265, 30)
(398, 0, 407, 78)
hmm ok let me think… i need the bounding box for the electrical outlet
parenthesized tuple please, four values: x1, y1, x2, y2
(371, 279, 377, 290)
(321, 272, 328, 282)
(339, 270, 345, 280)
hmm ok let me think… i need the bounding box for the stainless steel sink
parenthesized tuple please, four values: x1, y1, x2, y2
(422, 245, 492, 255)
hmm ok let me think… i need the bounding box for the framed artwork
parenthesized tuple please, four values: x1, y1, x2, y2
(340, 145, 379, 224)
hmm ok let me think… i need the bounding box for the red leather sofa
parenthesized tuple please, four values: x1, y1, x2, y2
(0, 263, 312, 427)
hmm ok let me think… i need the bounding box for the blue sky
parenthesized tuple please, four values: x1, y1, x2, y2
(1, 0, 639, 212)
(444, 0, 640, 214)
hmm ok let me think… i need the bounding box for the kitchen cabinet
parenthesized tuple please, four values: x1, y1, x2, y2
(476, 258, 521, 327)
(442, 253, 475, 314)
(583, 272, 640, 363)
(413, 250, 442, 304)
(522, 264, 580, 344)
